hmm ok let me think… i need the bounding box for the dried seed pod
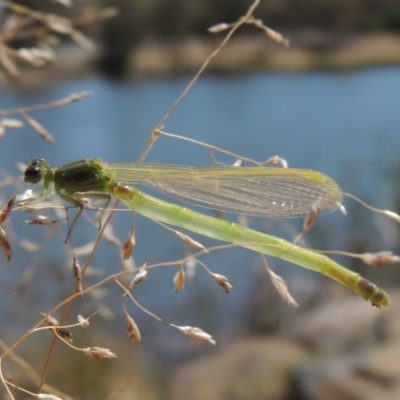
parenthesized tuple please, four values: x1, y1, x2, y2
(301, 197, 322, 235)
(129, 266, 147, 288)
(208, 23, 230, 33)
(175, 326, 216, 345)
(124, 310, 141, 347)
(82, 347, 117, 360)
(41, 313, 73, 342)
(0, 226, 12, 261)
(56, 327, 73, 343)
(360, 251, 400, 266)
(264, 26, 289, 46)
(0, 193, 16, 223)
(211, 273, 232, 293)
(1, 118, 23, 129)
(174, 231, 207, 252)
(266, 156, 288, 168)
(122, 228, 135, 259)
(25, 215, 57, 225)
(266, 266, 298, 307)
(72, 257, 83, 298)
(173, 268, 185, 292)
(383, 210, 400, 223)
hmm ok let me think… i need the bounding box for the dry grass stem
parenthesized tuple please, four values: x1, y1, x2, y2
(0, 93, 91, 116)
(99, 222, 123, 248)
(41, 313, 73, 343)
(114, 278, 164, 323)
(139, 0, 262, 161)
(382, 210, 400, 224)
(77, 315, 90, 328)
(0, 42, 19, 79)
(37, 394, 64, 400)
(344, 192, 400, 224)
(160, 131, 266, 167)
(320, 250, 400, 267)
(0, 2, 113, 79)
(0, 359, 14, 399)
(20, 112, 54, 143)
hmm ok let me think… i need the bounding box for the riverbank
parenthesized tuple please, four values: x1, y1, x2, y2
(2, 32, 400, 89)
(132, 32, 400, 76)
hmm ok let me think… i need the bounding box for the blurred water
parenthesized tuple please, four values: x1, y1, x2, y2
(0, 68, 399, 341)
(1, 68, 399, 189)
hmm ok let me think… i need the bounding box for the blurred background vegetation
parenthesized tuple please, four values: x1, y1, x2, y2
(4, 0, 400, 79)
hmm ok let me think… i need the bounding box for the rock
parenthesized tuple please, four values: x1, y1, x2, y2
(290, 291, 400, 400)
(169, 337, 306, 400)
(288, 292, 400, 353)
(294, 340, 400, 400)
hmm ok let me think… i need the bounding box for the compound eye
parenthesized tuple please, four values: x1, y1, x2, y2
(24, 164, 42, 184)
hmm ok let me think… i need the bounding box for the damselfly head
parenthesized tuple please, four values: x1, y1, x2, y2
(24, 158, 47, 184)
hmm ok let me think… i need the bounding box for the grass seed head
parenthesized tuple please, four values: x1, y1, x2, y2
(129, 266, 147, 288)
(77, 314, 90, 328)
(83, 347, 117, 360)
(211, 273, 232, 293)
(173, 268, 185, 292)
(176, 326, 216, 345)
(124, 310, 141, 348)
(123, 228, 136, 260)
(361, 251, 400, 266)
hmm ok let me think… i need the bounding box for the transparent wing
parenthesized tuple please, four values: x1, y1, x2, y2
(104, 163, 343, 218)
